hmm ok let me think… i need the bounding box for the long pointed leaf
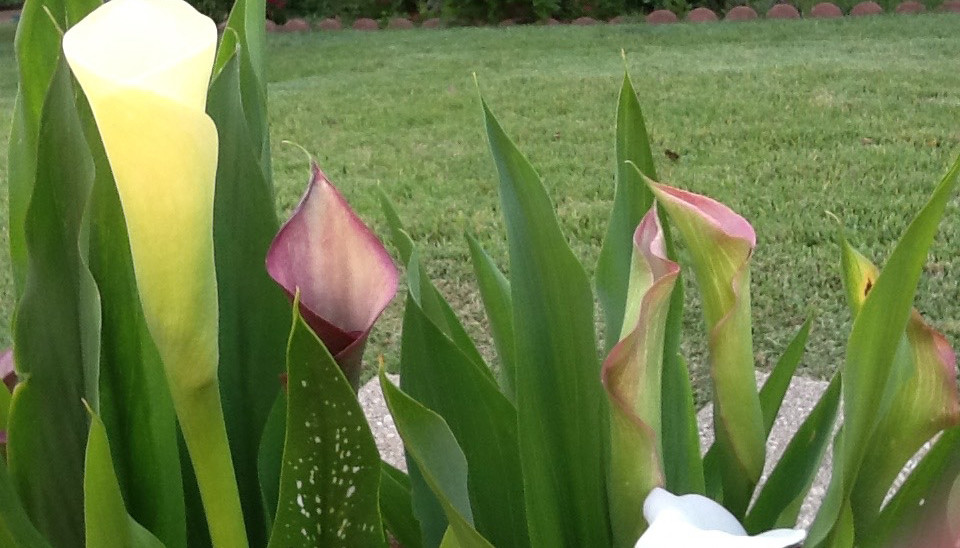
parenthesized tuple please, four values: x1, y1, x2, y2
(807, 156, 960, 546)
(7, 0, 97, 295)
(864, 426, 960, 547)
(267, 302, 385, 548)
(0, 463, 49, 548)
(744, 374, 841, 532)
(380, 371, 494, 548)
(400, 255, 528, 548)
(465, 234, 517, 400)
(209, 50, 290, 547)
(379, 462, 422, 548)
(597, 72, 657, 352)
(83, 408, 165, 548)
(7, 59, 100, 548)
(482, 98, 611, 546)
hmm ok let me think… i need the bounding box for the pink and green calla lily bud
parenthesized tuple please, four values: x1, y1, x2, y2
(266, 164, 399, 388)
(648, 180, 764, 515)
(63, 0, 219, 393)
(602, 207, 679, 547)
(635, 488, 806, 548)
(64, 2, 248, 546)
(842, 244, 960, 522)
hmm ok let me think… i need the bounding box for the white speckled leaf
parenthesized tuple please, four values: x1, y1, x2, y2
(267, 303, 385, 548)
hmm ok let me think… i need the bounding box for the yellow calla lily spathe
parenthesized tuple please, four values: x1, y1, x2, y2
(64, 1, 248, 546)
(63, 0, 219, 391)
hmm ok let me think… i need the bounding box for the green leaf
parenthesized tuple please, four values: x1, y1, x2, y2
(267, 303, 385, 548)
(82, 80, 186, 548)
(482, 99, 610, 546)
(758, 317, 813, 435)
(0, 463, 50, 548)
(405, 254, 489, 376)
(379, 462, 421, 548)
(399, 257, 528, 548)
(660, 351, 704, 495)
(8, 0, 97, 295)
(257, 391, 286, 529)
(377, 186, 415, 266)
(214, 0, 269, 171)
(83, 407, 165, 548)
(806, 156, 960, 547)
(6, 58, 100, 548)
(380, 371, 494, 548)
(380, 199, 489, 376)
(466, 234, 517, 400)
(208, 51, 291, 547)
(597, 72, 657, 352)
(863, 426, 960, 548)
(744, 374, 841, 533)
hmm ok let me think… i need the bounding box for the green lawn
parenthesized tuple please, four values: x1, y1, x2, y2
(2, 16, 960, 397)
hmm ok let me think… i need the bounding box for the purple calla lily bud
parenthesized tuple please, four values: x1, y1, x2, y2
(267, 164, 399, 388)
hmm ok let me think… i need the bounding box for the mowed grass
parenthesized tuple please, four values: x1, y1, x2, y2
(1, 16, 960, 398)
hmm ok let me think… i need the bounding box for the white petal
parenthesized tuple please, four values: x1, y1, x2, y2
(643, 487, 747, 535)
(638, 488, 806, 548)
(63, 0, 216, 110)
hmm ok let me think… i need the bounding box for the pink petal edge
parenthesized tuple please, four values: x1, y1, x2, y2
(652, 183, 756, 247)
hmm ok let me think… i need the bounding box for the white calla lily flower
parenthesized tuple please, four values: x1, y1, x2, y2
(635, 488, 806, 548)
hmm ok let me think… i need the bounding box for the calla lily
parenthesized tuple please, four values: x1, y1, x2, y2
(841, 242, 960, 525)
(636, 488, 806, 548)
(602, 207, 679, 547)
(266, 164, 398, 389)
(63, 1, 247, 545)
(649, 181, 765, 516)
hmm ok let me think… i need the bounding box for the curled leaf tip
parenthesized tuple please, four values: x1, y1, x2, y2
(650, 183, 756, 247)
(267, 165, 399, 386)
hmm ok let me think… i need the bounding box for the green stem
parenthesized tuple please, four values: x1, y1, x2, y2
(172, 381, 249, 548)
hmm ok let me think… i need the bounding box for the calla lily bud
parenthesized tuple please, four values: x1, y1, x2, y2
(602, 207, 679, 547)
(649, 181, 765, 516)
(635, 488, 806, 548)
(267, 164, 399, 388)
(63, 0, 220, 392)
